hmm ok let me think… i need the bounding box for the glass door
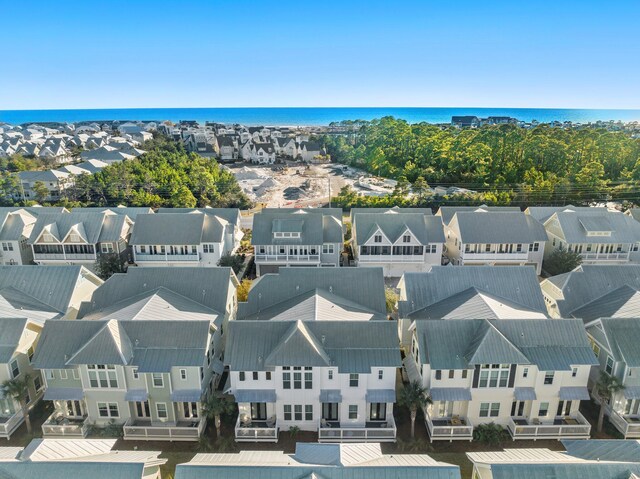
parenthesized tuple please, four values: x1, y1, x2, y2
(322, 403, 339, 421)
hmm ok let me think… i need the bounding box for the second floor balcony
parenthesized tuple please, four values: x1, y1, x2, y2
(135, 252, 200, 262)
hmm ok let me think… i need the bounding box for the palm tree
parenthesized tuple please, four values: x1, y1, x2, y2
(2, 374, 32, 435)
(399, 380, 431, 439)
(594, 371, 625, 433)
(202, 393, 234, 439)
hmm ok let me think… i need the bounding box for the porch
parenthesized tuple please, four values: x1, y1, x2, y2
(507, 411, 591, 440)
(123, 417, 205, 441)
(425, 413, 474, 442)
(41, 413, 89, 438)
(318, 416, 397, 442)
(0, 412, 24, 440)
(608, 411, 640, 438)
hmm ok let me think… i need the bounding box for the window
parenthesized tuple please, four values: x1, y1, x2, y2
(544, 372, 555, 385)
(293, 367, 302, 389)
(266, 371, 272, 381)
(136, 401, 151, 418)
(239, 371, 246, 382)
(46, 370, 54, 380)
(523, 367, 529, 378)
(98, 402, 119, 418)
(605, 357, 614, 375)
(378, 370, 384, 380)
(538, 402, 549, 417)
(140, 245, 146, 253)
(284, 405, 292, 420)
(322, 244, 334, 254)
(348, 405, 358, 419)
(253, 371, 259, 381)
(462, 370, 468, 379)
(403, 234, 411, 243)
(60, 369, 67, 380)
(590, 340, 600, 358)
(183, 402, 198, 419)
(180, 369, 187, 380)
(156, 403, 168, 419)
(88, 365, 118, 388)
(349, 374, 359, 387)
(152, 373, 164, 388)
(100, 243, 114, 254)
(305, 405, 313, 421)
(27, 347, 34, 362)
(203, 244, 215, 253)
(294, 404, 302, 421)
(479, 402, 500, 417)
(304, 368, 312, 389)
(34, 376, 42, 391)
(435, 370, 442, 380)
(572, 367, 578, 378)
(9, 359, 19, 379)
(283, 367, 291, 389)
(328, 369, 334, 380)
(478, 364, 510, 388)
(132, 368, 139, 380)
(449, 370, 455, 379)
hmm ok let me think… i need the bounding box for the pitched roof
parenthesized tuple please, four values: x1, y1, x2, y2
(547, 209, 640, 244)
(71, 207, 153, 220)
(156, 208, 240, 226)
(570, 285, 640, 321)
(226, 320, 401, 373)
(352, 211, 445, 245)
(238, 267, 386, 318)
(251, 208, 343, 246)
(28, 211, 128, 244)
(399, 266, 547, 319)
(562, 440, 640, 463)
(436, 205, 520, 225)
(0, 318, 27, 363)
(414, 319, 597, 370)
(129, 212, 227, 245)
(448, 211, 548, 244)
(587, 318, 640, 368)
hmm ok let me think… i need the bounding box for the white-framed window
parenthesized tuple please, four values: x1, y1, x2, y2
(183, 402, 198, 419)
(69, 233, 81, 243)
(294, 404, 302, 421)
(479, 402, 500, 417)
(374, 235, 382, 243)
(293, 367, 302, 389)
(403, 234, 411, 243)
(605, 356, 614, 375)
(322, 244, 334, 254)
(60, 369, 67, 380)
(284, 405, 292, 420)
(156, 402, 168, 419)
(348, 405, 358, 419)
(72, 369, 79, 380)
(88, 365, 118, 388)
(253, 371, 259, 380)
(328, 369, 334, 380)
(132, 368, 139, 380)
(100, 243, 114, 254)
(266, 371, 272, 380)
(282, 367, 290, 389)
(538, 402, 549, 417)
(478, 364, 510, 388)
(378, 370, 384, 380)
(152, 373, 164, 388)
(572, 367, 578, 378)
(305, 404, 313, 421)
(180, 369, 187, 380)
(98, 402, 119, 418)
(9, 359, 19, 379)
(544, 372, 555, 385)
(203, 244, 215, 253)
(590, 339, 600, 358)
(522, 367, 529, 378)
(349, 374, 359, 387)
(46, 370, 54, 380)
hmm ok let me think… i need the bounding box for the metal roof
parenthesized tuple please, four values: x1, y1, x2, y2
(233, 389, 277, 403)
(437, 205, 520, 225)
(171, 389, 204, 402)
(226, 320, 401, 373)
(43, 388, 84, 401)
(129, 212, 226, 245)
(624, 386, 640, 399)
(0, 462, 145, 478)
(319, 390, 342, 402)
(28, 211, 128, 244)
(70, 206, 153, 220)
(429, 388, 472, 402)
(251, 208, 343, 246)
(0, 318, 27, 363)
(156, 208, 240, 226)
(570, 285, 640, 321)
(559, 387, 590, 400)
(549, 209, 640, 244)
(448, 211, 548, 244)
(490, 463, 640, 479)
(562, 439, 640, 463)
(239, 267, 386, 319)
(365, 389, 396, 403)
(124, 389, 148, 402)
(594, 318, 640, 368)
(352, 211, 445, 246)
(399, 266, 547, 319)
(514, 387, 537, 400)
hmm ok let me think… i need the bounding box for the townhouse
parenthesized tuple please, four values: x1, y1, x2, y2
(252, 208, 343, 275)
(397, 266, 548, 346)
(0, 438, 165, 479)
(584, 318, 640, 438)
(28, 210, 132, 270)
(298, 141, 327, 163)
(71, 206, 153, 220)
(17, 170, 71, 201)
(250, 142, 276, 164)
(468, 440, 640, 479)
(227, 267, 398, 442)
(216, 135, 238, 161)
(540, 264, 640, 318)
(542, 208, 640, 264)
(156, 207, 243, 250)
(130, 209, 242, 267)
(439, 207, 547, 274)
(273, 137, 297, 158)
(406, 319, 597, 442)
(350, 207, 445, 277)
(175, 442, 461, 479)
(34, 267, 237, 441)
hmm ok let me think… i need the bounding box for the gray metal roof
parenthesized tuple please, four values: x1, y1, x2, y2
(429, 388, 472, 401)
(548, 209, 640, 244)
(28, 211, 128, 244)
(562, 439, 640, 463)
(129, 213, 226, 245)
(588, 318, 640, 368)
(448, 211, 548, 244)
(489, 463, 640, 479)
(0, 211, 33, 241)
(0, 265, 94, 314)
(0, 318, 27, 363)
(78, 267, 235, 319)
(251, 208, 343, 246)
(33, 319, 210, 372)
(399, 266, 547, 319)
(570, 285, 640, 321)
(352, 211, 445, 245)
(156, 208, 240, 226)
(514, 387, 537, 400)
(239, 267, 386, 319)
(414, 319, 597, 370)
(0, 462, 146, 479)
(525, 205, 596, 223)
(71, 206, 153, 220)
(437, 205, 520, 225)
(226, 320, 401, 373)
(544, 265, 640, 317)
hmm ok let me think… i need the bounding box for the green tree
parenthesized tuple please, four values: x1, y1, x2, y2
(2, 374, 33, 434)
(398, 381, 431, 439)
(385, 288, 398, 314)
(170, 185, 197, 208)
(95, 253, 126, 280)
(202, 393, 235, 439)
(32, 181, 49, 203)
(594, 371, 625, 433)
(543, 248, 583, 276)
(217, 253, 244, 275)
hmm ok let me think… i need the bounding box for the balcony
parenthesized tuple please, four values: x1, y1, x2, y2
(318, 417, 397, 442)
(608, 411, 640, 438)
(42, 414, 89, 438)
(462, 251, 529, 261)
(0, 413, 24, 439)
(580, 252, 629, 261)
(254, 254, 320, 263)
(234, 416, 279, 442)
(135, 253, 199, 262)
(358, 254, 425, 263)
(424, 413, 473, 442)
(507, 412, 591, 440)
(123, 417, 205, 441)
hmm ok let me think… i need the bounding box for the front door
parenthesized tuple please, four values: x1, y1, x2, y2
(65, 400, 84, 418)
(322, 403, 339, 421)
(510, 400, 526, 417)
(251, 402, 267, 420)
(370, 402, 386, 421)
(135, 401, 151, 418)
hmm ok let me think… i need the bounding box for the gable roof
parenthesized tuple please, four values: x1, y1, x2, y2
(252, 208, 343, 246)
(570, 285, 640, 321)
(352, 211, 445, 245)
(156, 208, 240, 226)
(238, 267, 386, 318)
(414, 319, 597, 370)
(129, 213, 226, 245)
(0, 318, 28, 363)
(28, 211, 128, 244)
(562, 440, 640, 463)
(71, 207, 153, 220)
(226, 320, 401, 373)
(547, 209, 640, 244)
(436, 205, 520, 225)
(448, 211, 548, 244)
(399, 266, 547, 319)
(587, 318, 640, 368)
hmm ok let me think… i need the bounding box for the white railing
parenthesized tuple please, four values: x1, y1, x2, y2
(64, 253, 97, 260)
(462, 252, 529, 261)
(507, 412, 591, 440)
(135, 253, 199, 262)
(254, 254, 320, 263)
(318, 417, 397, 442)
(358, 255, 424, 263)
(123, 417, 205, 441)
(41, 414, 89, 437)
(581, 252, 629, 261)
(234, 416, 279, 442)
(0, 413, 24, 438)
(424, 413, 473, 442)
(608, 411, 640, 438)
(34, 253, 66, 260)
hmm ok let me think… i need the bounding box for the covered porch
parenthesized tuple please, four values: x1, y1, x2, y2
(425, 388, 473, 442)
(40, 388, 88, 438)
(608, 388, 640, 438)
(233, 389, 279, 443)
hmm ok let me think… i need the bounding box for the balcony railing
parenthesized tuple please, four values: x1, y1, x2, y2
(123, 417, 205, 441)
(0, 412, 24, 439)
(254, 254, 320, 263)
(580, 252, 629, 261)
(34, 253, 96, 261)
(462, 251, 529, 261)
(318, 417, 396, 442)
(42, 414, 89, 438)
(608, 410, 640, 438)
(234, 416, 279, 442)
(507, 412, 591, 440)
(358, 254, 425, 263)
(425, 413, 474, 442)
(135, 253, 199, 262)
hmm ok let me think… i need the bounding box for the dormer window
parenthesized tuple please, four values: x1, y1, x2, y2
(403, 235, 411, 243)
(69, 234, 80, 243)
(374, 235, 382, 243)
(43, 233, 54, 243)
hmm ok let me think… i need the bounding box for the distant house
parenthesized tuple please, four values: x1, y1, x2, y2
(17, 170, 71, 201)
(350, 207, 445, 277)
(216, 135, 238, 161)
(451, 116, 480, 128)
(273, 137, 297, 158)
(250, 142, 276, 164)
(298, 141, 327, 163)
(251, 208, 343, 275)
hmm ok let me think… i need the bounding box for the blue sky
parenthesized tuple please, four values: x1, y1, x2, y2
(1, 0, 639, 109)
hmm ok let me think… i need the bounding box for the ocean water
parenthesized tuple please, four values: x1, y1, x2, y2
(1, 107, 640, 126)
